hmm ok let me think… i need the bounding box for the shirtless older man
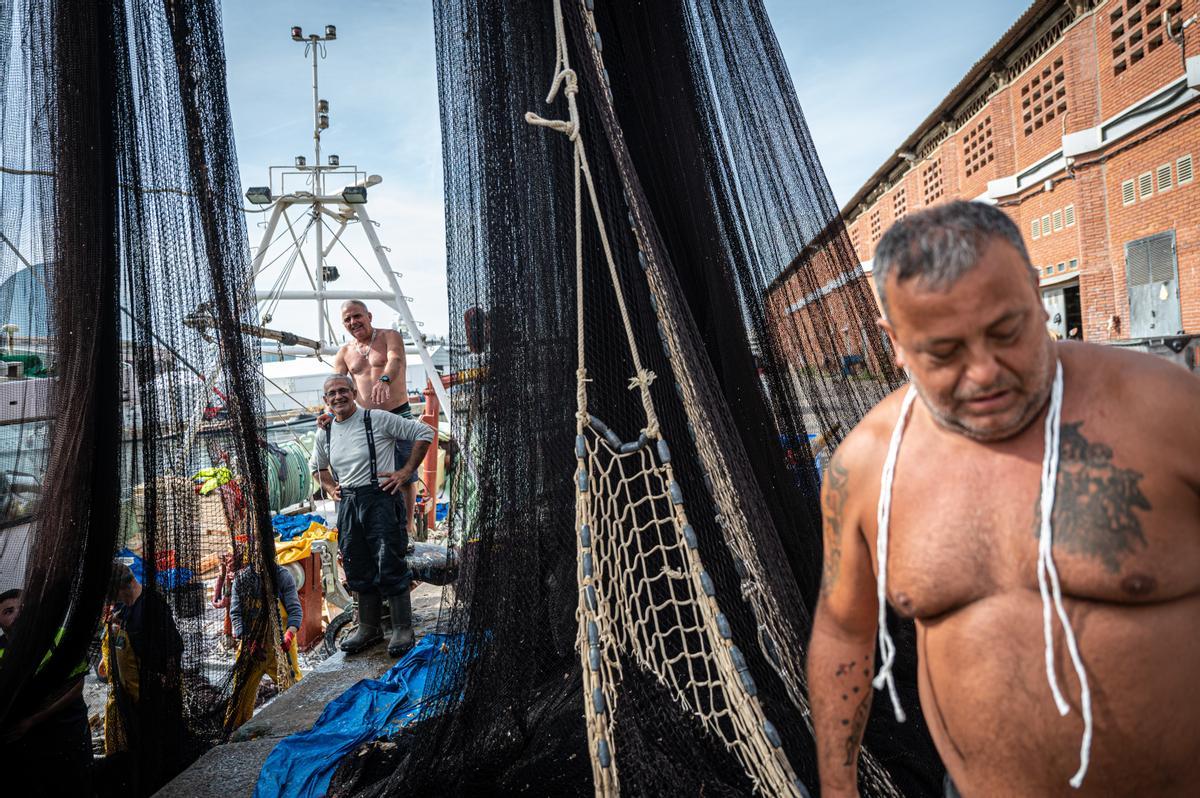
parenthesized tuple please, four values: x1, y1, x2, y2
(809, 201, 1200, 797)
(331, 300, 420, 535)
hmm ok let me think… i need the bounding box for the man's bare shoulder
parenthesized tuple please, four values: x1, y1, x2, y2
(833, 385, 913, 478)
(1060, 340, 1200, 415)
(379, 328, 405, 346)
(1061, 341, 1200, 487)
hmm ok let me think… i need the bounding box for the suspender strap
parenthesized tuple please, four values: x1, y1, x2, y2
(325, 409, 380, 489)
(325, 423, 337, 483)
(364, 409, 379, 487)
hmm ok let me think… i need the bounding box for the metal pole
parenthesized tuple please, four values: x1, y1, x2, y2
(314, 203, 325, 347)
(352, 204, 452, 421)
(420, 378, 439, 533)
(311, 36, 321, 189)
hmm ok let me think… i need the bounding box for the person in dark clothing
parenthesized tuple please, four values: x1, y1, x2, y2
(310, 374, 434, 657)
(100, 562, 188, 795)
(0, 588, 93, 796)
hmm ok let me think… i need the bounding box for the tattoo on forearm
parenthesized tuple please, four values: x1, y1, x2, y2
(821, 457, 850, 598)
(842, 692, 871, 767)
(1036, 422, 1151, 572)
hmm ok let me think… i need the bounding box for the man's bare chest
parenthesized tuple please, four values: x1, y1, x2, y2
(344, 346, 384, 373)
(874, 420, 1197, 620)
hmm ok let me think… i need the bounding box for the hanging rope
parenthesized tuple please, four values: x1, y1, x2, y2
(526, 1, 804, 795)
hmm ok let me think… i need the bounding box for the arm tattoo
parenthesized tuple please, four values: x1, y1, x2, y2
(1036, 422, 1151, 572)
(821, 458, 850, 598)
(842, 692, 871, 767)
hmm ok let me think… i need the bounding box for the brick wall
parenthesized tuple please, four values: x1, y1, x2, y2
(827, 0, 1200, 348)
(1097, 0, 1200, 119)
(1098, 112, 1200, 335)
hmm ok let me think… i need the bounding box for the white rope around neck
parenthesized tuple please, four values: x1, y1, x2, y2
(873, 361, 1093, 788)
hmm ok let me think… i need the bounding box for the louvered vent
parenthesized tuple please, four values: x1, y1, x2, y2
(1178, 154, 1193, 184)
(1156, 163, 1172, 192)
(1126, 240, 1151, 286)
(1148, 235, 1174, 283)
(1064, 204, 1075, 227)
(1121, 179, 1136, 205)
(1052, 209, 1063, 231)
(1138, 171, 1154, 199)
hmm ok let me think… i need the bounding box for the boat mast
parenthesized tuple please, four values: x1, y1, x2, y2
(243, 24, 454, 420)
(300, 25, 333, 345)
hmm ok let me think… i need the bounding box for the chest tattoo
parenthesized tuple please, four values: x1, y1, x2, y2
(1038, 422, 1151, 572)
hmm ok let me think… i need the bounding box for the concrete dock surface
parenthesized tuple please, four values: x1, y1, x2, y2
(155, 583, 445, 797)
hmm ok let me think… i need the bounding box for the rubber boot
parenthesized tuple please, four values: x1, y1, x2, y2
(340, 592, 383, 653)
(387, 591, 415, 657)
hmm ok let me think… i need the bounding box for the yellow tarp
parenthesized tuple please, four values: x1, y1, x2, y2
(275, 522, 337, 566)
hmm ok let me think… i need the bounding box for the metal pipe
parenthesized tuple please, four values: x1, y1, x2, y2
(353, 204, 453, 420)
(420, 378, 439, 532)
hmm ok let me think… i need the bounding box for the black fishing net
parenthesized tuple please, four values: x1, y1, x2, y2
(0, 1, 283, 794)
(344, 0, 942, 796)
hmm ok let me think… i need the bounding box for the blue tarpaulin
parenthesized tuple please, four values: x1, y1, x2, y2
(271, 513, 327, 541)
(253, 633, 454, 798)
(115, 548, 194, 591)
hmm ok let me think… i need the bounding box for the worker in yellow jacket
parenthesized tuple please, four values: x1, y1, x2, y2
(224, 562, 303, 730)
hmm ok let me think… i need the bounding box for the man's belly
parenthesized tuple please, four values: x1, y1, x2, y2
(918, 590, 1200, 797)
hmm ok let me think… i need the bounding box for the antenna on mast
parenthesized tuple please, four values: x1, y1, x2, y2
(290, 24, 337, 195)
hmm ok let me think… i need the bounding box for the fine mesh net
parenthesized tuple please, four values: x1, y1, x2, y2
(343, 0, 942, 796)
(0, 1, 285, 793)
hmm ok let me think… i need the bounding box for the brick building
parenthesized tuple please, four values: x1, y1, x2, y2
(773, 0, 1200, 352)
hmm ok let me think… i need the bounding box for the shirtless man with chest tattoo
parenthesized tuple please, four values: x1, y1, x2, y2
(330, 300, 419, 535)
(808, 201, 1200, 797)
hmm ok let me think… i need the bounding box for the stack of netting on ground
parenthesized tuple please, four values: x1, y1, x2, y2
(334, 1, 942, 796)
(0, 1, 285, 795)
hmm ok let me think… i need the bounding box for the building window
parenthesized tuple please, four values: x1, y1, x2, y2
(1069, 258, 1078, 271)
(1121, 178, 1137, 205)
(1044, 265, 1054, 276)
(1138, 171, 1154, 199)
(1112, 0, 1183, 77)
(870, 210, 882, 243)
(922, 159, 943, 205)
(1178, 154, 1194, 184)
(1031, 219, 1041, 239)
(1052, 209, 1064, 231)
(1064, 204, 1075, 227)
(1020, 55, 1066, 137)
(1057, 262, 1066, 272)
(893, 188, 906, 220)
(1156, 163, 1173, 192)
(1041, 215, 1051, 237)
(962, 115, 994, 178)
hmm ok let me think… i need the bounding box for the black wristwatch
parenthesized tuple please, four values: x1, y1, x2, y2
(379, 375, 391, 383)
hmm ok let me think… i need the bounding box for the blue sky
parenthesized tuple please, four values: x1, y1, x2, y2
(222, 1, 1030, 340)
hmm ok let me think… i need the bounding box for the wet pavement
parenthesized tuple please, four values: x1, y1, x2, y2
(155, 582, 446, 797)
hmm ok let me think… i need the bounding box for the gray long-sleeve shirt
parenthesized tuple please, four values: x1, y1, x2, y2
(229, 564, 303, 638)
